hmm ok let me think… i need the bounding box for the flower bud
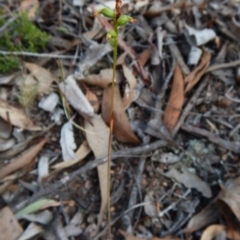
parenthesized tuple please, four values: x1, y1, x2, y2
(106, 30, 117, 40)
(106, 30, 117, 47)
(117, 15, 135, 27)
(94, 7, 116, 19)
(109, 38, 117, 48)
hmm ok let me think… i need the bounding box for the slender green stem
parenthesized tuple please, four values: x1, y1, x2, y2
(107, 21, 118, 239)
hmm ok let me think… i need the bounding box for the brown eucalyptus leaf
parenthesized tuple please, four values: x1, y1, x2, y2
(25, 62, 55, 96)
(0, 207, 23, 240)
(78, 43, 112, 75)
(102, 84, 140, 144)
(116, 51, 128, 65)
(122, 64, 138, 108)
(163, 63, 184, 130)
(137, 46, 153, 67)
(200, 225, 226, 240)
(0, 117, 12, 139)
(158, 166, 212, 198)
(201, 224, 240, 240)
(185, 177, 240, 233)
(119, 229, 180, 240)
(0, 138, 48, 180)
(217, 176, 240, 230)
(59, 75, 94, 119)
(77, 69, 113, 88)
(84, 114, 110, 228)
(144, 191, 159, 217)
(52, 141, 91, 170)
(184, 50, 211, 93)
(0, 98, 35, 130)
(85, 88, 100, 112)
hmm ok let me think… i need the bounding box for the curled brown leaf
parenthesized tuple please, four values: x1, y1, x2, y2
(0, 98, 35, 130)
(163, 63, 184, 130)
(0, 138, 48, 180)
(184, 50, 211, 93)
(102, 84, 140, 144)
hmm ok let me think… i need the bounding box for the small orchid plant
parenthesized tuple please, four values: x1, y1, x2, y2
(94, 1, 135, 238)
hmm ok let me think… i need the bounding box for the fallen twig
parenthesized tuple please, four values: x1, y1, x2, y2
(182, 123, 240, 153)
(164, 19, 190, 77)
(173, 75, 210, 136)
(12, 140, 167, 213)
(0, 50, 80, 59)
(126, 156, 146, 223)
(144, 1, 194, 17)
(207, 59, 240, 73)
(155, 58, 176, 119)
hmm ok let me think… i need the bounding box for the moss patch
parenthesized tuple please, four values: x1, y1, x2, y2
(0, 12, 50, 73)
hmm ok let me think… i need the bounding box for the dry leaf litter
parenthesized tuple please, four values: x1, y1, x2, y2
(0, 0, 240, 240)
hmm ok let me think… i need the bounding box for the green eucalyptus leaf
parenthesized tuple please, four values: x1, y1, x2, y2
(15, 198, 60, 219)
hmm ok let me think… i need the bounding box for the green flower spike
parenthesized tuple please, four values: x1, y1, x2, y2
(94, 7, 116, 19)
(117, 15, 135, 27)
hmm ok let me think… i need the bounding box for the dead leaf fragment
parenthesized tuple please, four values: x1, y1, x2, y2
(0, 138, 47, 180)
(84, 114, 110, 228)
(200, 224, 240, 240)
(38, 155, 49, 182)
(25, 62, 55, 96)
(184, 50, 211, 93)
(0, 98, 34, 130)
(102, 84, 140, 144)
(144, 191, 159, 217)
(218, 176, 240, 219)
(85, 88, 100, 112)
(185, 202, 219, 233)
(77, 68, 113, 88)
(38, 93, 59, 112)
(122, 64, 138, 108)
(0, 206, 23, 240)
(60, 121, 78, 161)
(77, 43, 112, 75)
(59, 75, 94, 119)
(17, 222, 43, 240)
(163, 63, 184, 130)
(200, 225, 226, 240)
(20, 0, 39, 19)
(119, 229, 180, 240)
(52, 141, 91, 170)
(64, 210, 83, 237)
(185, 176, 240, 234)
(185, 25, 216, 46)
(158, 166, 212, 198)
(137, 46, 153, 67)
(217, 176, 240, 230)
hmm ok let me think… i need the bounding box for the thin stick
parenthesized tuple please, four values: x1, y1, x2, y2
(0, 50, 80, 59)
(207, 59, 240, 72)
